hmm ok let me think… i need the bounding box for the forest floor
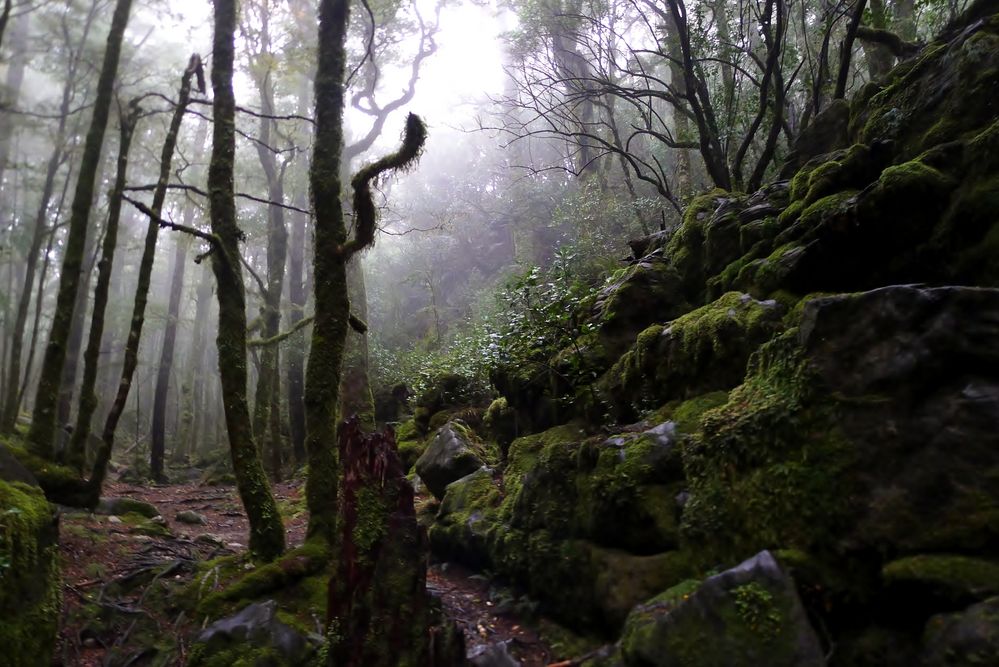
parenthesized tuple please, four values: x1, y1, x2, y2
(55, 476, 562, 666)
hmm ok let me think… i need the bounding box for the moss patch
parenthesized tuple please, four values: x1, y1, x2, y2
(0, 479, 61, 665)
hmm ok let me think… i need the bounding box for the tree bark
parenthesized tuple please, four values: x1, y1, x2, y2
(89, 56, 198, 500)
(248, 5, 289, 479)
(28, 0, 134, 458)
(207, 0, 285, 561)
(66, 107, 139, 472)
(151, 120, 208, 480)
(307, 0, 352, 545)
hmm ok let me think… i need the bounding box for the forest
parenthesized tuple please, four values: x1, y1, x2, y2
(0, 0, 997, 664)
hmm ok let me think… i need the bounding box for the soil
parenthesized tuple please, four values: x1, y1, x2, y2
(54, 475, 565, 666)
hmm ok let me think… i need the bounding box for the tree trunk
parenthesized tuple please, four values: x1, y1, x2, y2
(88, 56, 198, 501)
(177, 261, 213, 463)
(248, 11, 289, 479)
(56, 200, 104, 433)
(286, 188, 308, 465)
(326, 418, 465, 667)
(0, 9, 28, 214)
(207, 0, 285, 561)
(340, 258, 374, 430)
(286, 75, 312, 467)
(66, 109, 139, 472)
(306, 0, 352, 545)
(151, 120, 208, 480)
(150, 234, 190, 480)
(28, 0, 134, 458)
(1, 143, 65, 432)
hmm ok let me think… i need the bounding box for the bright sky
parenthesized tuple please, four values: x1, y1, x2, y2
(143, 0, 511, 147)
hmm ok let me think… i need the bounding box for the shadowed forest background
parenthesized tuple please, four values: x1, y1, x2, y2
(1, 0, 998, 665)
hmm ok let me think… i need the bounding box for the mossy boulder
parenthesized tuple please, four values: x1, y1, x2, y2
(482, 397, 519, 455)
(430, 421, 697, 633)
(596, 292, 784, 422)
(587, 256, 691, 360)
(618, 551, 825, 667)
(683, 286, 999, 567)
(188, 600, 315, 667)
(921, 596, 999, 667)
(96, 496, 160, 519)
(415, 422, 488, 500)
(0, 477, 61, 665)
(882, 554, 999, 608)
(414, 373, 490, 434)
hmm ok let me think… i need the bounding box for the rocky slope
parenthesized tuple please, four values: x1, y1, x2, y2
(413, 6, 999, 666)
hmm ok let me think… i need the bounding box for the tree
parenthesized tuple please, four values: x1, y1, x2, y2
(65, 100, 141, 473)
(1, 0, 101, 433)
(306, 0, 427, 544)
(206, 0, 285, 561)
(150, 120, 208, 481)
(27, 0, 134, 458)
(90, 55, 201, 494)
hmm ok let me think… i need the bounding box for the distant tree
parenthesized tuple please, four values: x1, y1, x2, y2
(0, 0, 102, 434)
(27, 0, 134, 458)
(66, 100, 141, 473)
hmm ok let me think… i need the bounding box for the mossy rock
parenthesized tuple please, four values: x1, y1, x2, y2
(596, 293, 784, 423)
(587, 256, 692, 360)
(618, 551, 825, 667)
(482, 397, 519, 456)
(921, 596, 999, 667)
(883, 554, 999, 607)
(682, 285, 999, 616)
(193, 541, 330, 620)
(0, 478, 61, 665)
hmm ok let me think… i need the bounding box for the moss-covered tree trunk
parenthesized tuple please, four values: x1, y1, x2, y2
(89, 56, 198, 499)
(207, 0, 285, 561)
(66, 103, 140, 473)
(341, 259, 375, 430)
(306, 0, 427, 545)
(28, 0, 134, 458)
(326, 418, 464, 666)
(305, 0, 352, 545)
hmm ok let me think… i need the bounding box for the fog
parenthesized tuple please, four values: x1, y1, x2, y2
(0, 0, 953, 471)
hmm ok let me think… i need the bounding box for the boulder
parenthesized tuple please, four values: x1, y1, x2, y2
(596, 292, 784, 422)
(0, 445, 39, 487)
(96, 496, 160, 519)
(416, 423, 486, 500)
(469, 640, 520, 667)
(619, 551, 826, 667)
(921, 596, 999, 667)
(189, 600, 313, 667)
(176, 510, 208, 525)
(683, 285, 999, 588)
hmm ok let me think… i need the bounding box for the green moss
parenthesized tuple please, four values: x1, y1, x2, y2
(619, 568, 802, 666)
(394, 418, 419, 442)
(883, 554, 999, 602)
(119, 511, 172, 537)
(669, 391, 730, 434)
(680, 330, 857, 568)
(353, 486, 388, 555)
(598, 293, 782, 422)
(194, 541, 330, 619)
(0, 479, 61, 665)
(789, 165, 815, 202)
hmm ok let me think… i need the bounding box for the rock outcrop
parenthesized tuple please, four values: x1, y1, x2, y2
(426, 6, 999, 665)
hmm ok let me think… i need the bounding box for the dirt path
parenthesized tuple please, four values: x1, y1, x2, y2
(56, 477, 557, 666)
